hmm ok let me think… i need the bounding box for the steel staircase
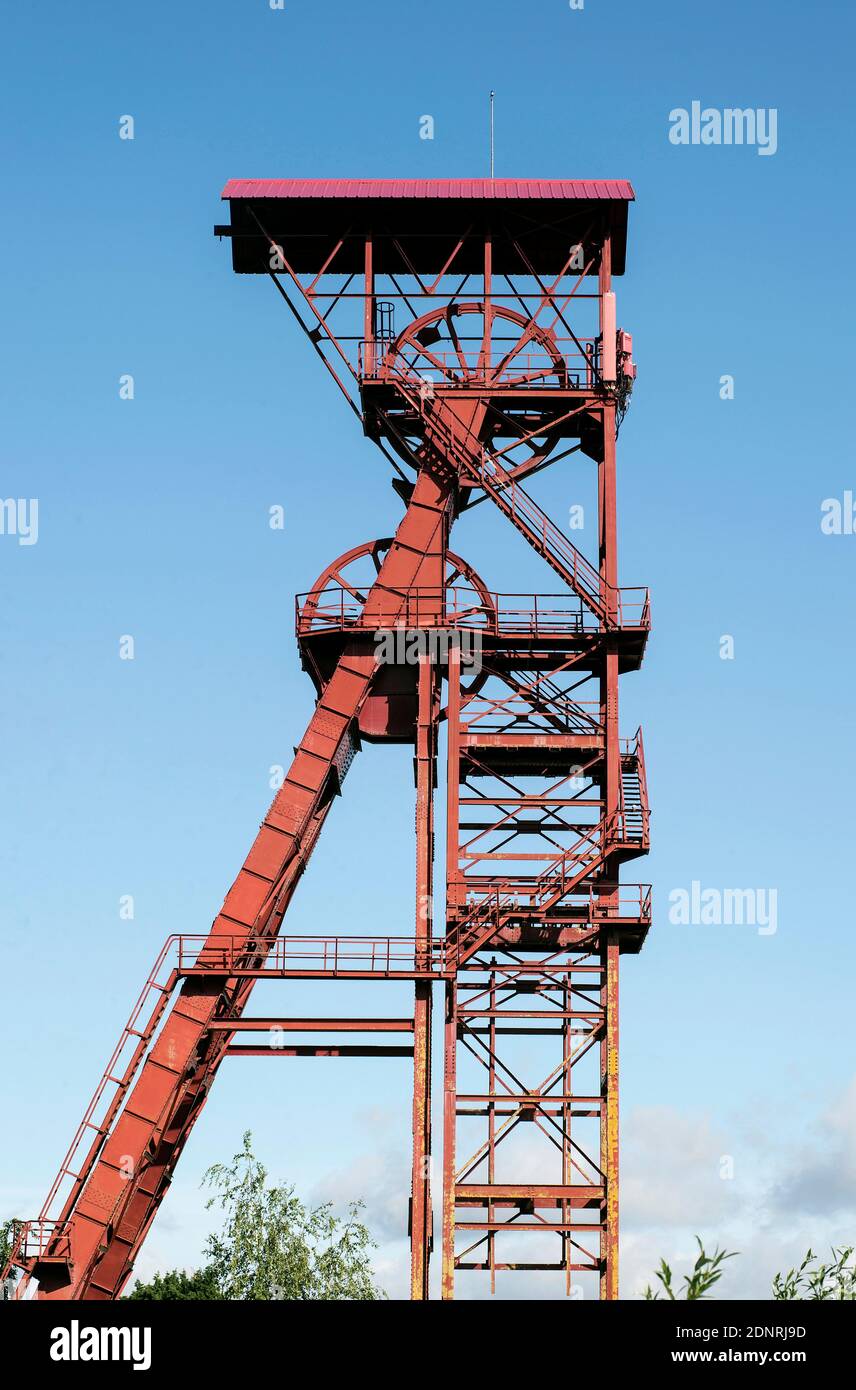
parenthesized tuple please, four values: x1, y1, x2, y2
(449, 806, 648, 966)
(448, 726, 649, 966)
(400, 385, 614, 623)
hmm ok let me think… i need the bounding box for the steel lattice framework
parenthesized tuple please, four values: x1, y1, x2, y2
(4, 178, 650, 1301)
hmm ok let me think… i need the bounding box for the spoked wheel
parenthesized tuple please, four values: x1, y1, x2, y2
(300, 538, 495, 694)
(378, 302, 573, 479)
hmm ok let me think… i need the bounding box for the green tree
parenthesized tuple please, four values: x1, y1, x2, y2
(0, 1220, 15, 1266)
(1, 1219, 23, 1301)
(127, 1133, 385, 1300)
(643, 1237, 737, 1300)
(125, 1266, 223, 1300)
(773, 1246, 856, 1300)
(201, 1131, 385, 1300)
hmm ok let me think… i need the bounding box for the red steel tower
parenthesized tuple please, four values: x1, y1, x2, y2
(4, 178, 649, 1300)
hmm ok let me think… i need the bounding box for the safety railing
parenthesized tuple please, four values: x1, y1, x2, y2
(619, 726, 650, 844)
(461, 693, 602, 736)
(358, 337, 600, 390)
(176, 933, 447, 979)
(458, 714, 642, 753)
(296, 585, 650, 639)
(459, 882, 652, 923)
(620, 729, 645, 762)
(6, 1220, 67, 1263)
(23, 938, 180, 1245)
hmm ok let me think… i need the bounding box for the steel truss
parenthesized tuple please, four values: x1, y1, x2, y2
(4, 179, 649, 1301)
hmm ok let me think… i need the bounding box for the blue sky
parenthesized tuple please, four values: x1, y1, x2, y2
(2, 0, 855, 1299)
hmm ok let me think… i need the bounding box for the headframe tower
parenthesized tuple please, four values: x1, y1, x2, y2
(5, 178, 649, 1300)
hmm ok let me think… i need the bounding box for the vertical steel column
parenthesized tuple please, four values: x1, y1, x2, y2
(562, 969, 573, 1296)
(597, 228, 621, 1298)
(410, 654, 436, 1299)
(441, 644, 462, 1300)
(364, 234, 375, 378)
(488, 963, 497, 1294)
(481, 234, 493, 378)
(599, 932, 620, 1300)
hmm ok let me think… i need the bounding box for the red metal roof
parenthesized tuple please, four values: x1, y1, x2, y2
(218, 178, 634, 275)
(222, 177, 634, 202)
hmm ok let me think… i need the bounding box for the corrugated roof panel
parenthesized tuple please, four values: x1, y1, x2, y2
(221, 177, 635, 202)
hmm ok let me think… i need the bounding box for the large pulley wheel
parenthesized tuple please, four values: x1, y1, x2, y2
(378, 301, 570, 478)
(301, 537, 494, 694)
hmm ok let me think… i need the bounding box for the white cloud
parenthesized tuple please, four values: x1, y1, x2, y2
(769, 1075, 856, 1218)
(619, 1078, 856, 1299)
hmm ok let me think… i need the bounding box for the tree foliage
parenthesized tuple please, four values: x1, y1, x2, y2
(201, 1131, 385, 1300)
(125, 1266, 223, 1300)
(643, 1237, 737, 1300)
(0, 1220, 16, 1267)
(773, 1246, 856, 1300)
(644, 1239, 856, 1301)
(127, 1132, 385, 1301)
(1, 1220, 23, 1301)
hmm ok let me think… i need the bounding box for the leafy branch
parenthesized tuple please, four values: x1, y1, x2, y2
(773, 1246, 856, 1301)
(643, 1236, 737, 1300)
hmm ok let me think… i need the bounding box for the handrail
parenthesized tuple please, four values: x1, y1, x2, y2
(176, 933, 447, 977)
(295, 584, 651, 637)
(34, 937, 179, 1231)
(460, 882, 652, 919)
(461, 693, 603, 735)
(359, 337, 600, 389)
